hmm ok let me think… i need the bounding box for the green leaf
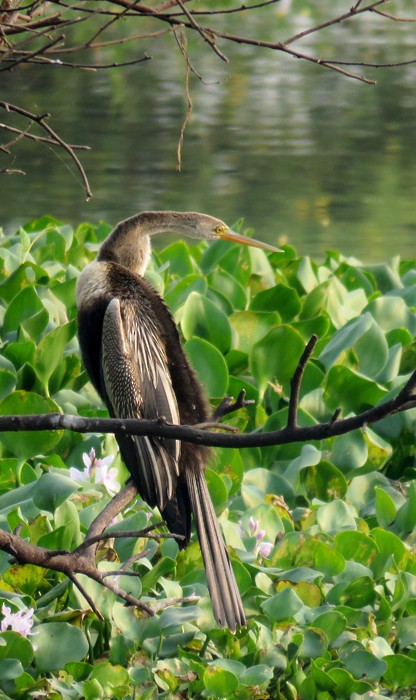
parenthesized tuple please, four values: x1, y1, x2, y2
(323, 365, 387, 413)
(313, 611, 346, 644)
(319, 313, 372, 369)
(158, 240, 197, 277)
(33, 321, 76, 391)
(3, 286, 48, 339)
(33, 472, 78, 512)
(33, 622, 89, 671)
(181, 292, 232, 353)
(375, 487, 397, 527)
(250, 284, 301, 322)
(208, 269, 247, 310)
(203, 666, 239, 698)
(0, 391, 62, 459)
(261, 587, 304, 621)
(230, 311, 280, 354)
(317, 500, 356, 536)
(382, 654, 416, 689)
(300, 460, 347, 501)
(184, 337, 229, 398)
(250, 325, 306, 395)
(0, 631, 34, 668)
(334, 531, 379, 570)
(164, 274, 207, 310)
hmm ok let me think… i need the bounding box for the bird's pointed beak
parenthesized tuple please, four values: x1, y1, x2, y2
(215, 228, 283, 253)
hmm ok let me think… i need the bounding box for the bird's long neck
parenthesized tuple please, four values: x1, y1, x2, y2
(97, 211, 201, 276)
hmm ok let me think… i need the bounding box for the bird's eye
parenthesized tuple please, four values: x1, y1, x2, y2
(213, 225, 226, 235)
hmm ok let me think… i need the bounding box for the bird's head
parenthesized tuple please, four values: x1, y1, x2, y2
(173, 211, 283, 253)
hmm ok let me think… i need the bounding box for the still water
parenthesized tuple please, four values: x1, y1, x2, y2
(1, 5, 416, 261)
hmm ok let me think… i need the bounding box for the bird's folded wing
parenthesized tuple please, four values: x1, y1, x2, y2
(101, 297, 180, 511)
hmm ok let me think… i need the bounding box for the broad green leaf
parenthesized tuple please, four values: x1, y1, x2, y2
(317, 500, 356, 536)
(375, 487, 397, 527)
(184, 337, 228, 398)
(323, 365, 387, 413)
(0, 631, 34, 668)
(230, 311, 280, 354)
(33, 321, 76, 391)
(313, 541, 345, 577)
(158, 240, 197, 277)
(313, 611, 346, 644)
(164, 274, 207, 310)
(0, 391, 62, 459)
(3, 286, 49, 339)
(365, 296, 416, 334)
(382, 654, 416, 689)
(250, 284, 301, 321)
(208, 270, 247, 310)
(203, 666, 239, 697)
(261, 587, 304, 621)
(334, 531, 379, 570)
(33, 622, 89, 671)
(250, 325, 306, 395)
(181, 292, 232, 353)
(300, 461, 347, 501)
(0, 261, 49, 303)
(343, 649, 387, 680)
(319, 313, 372, 369)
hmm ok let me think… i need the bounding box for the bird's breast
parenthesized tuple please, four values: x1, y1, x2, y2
(76, 262, 112, 309)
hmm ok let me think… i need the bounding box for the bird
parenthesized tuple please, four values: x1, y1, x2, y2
(76, 211, 282, 631)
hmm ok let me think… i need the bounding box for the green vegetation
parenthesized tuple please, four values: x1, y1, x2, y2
(0, 217, 415, 699)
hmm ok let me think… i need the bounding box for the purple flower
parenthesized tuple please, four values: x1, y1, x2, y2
(1, 603, 34, 637)
(69, 447, 120, 496)
(257, 540, 273, 559)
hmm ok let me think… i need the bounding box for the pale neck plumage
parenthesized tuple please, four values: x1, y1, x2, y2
(97, 211, 210, 276)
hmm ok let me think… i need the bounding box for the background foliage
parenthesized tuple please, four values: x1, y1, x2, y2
(0, 218, 415, 698)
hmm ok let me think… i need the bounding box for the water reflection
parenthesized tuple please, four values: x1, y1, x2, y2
(1, 6, 416, 261)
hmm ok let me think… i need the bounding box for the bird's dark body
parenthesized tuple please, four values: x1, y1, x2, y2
(78, 263, 209, 543)
(76, 212, 248, 630)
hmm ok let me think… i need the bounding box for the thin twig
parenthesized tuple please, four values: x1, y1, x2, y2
(287, 334, 318, 429)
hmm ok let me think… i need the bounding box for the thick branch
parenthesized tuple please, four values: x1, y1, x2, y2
(0, 369, 414, 447)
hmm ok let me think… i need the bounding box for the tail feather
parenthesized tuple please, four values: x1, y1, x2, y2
(186, 467, 246, 631)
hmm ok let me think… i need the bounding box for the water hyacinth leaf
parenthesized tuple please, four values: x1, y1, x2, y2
(365, 295, 416, 334)
(0, 261, 49, 303)
(313, 541, 345, 577)
(164, 274, 207, 310)
(317, 500, 357, 536)
(299, 627, 328, 659)
(0, 391, 62, 459)
(300, 461, 347, 501)
(319, 313, 372, 369)
(158, 240, 197, 277)
(343, 649, 387, 681)
(0, 658, 24, 680)
(203, 666, 239, 698)
(340, 576, 376, 608)
(205, 468, 228, 511)
(0, 631, 34, 668)
(375, 487, 397, 527)
(33, 622, 89, 671)
(331, 431, 368, 472)
(184, 337, 228, 399)
(250, 325, 306, 395)
(313, 611, 347, 644)
(250, 284, 301, 321)
(181, 292, 232, 353)
(239, 664, 274, 688)
(334, 531, 379, 570)
(323, 365, 387, 413)
(33, 321, 76, 390)
(371, 528, 407, 574)
(208, 269, 247, 310)
(382, 654, 416, 689)
(0, 355, 17, 401)
(230, 311, 280, 354)
(355, 318, 389, 378)
(261, 586, 304, 621)
(33, 472, 78, 512)
(3, 286, 49, 339)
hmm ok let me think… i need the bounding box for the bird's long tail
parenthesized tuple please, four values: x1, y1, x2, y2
(186, 466, 246, 631)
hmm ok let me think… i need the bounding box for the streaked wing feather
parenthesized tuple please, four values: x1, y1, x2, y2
(101, 297, 180, 510)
